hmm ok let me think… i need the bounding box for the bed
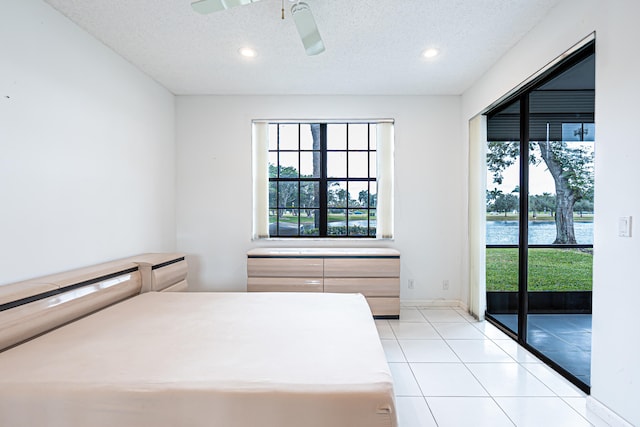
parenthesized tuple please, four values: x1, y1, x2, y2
(0, 256, 397, 427)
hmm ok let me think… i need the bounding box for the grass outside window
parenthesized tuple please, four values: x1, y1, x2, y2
(486, 248, 593, 292)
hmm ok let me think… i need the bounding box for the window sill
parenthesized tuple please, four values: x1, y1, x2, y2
(252, 237, 394, 242)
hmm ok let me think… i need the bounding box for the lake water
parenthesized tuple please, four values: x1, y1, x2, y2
(487, 221, 593, 245)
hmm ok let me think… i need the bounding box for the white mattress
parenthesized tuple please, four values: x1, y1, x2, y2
(0, 292, 396, 427)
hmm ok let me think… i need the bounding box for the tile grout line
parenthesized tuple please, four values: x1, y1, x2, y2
(413, 308, 517, 426)
(386, 308, 596, 427)
(394, 309, 441, 425)
(476, 317, 567, 421)
(442, 313, 519, 426)
(484, 319, 595, 426)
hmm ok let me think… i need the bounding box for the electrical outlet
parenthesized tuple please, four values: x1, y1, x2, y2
(442, 279, 449, 290)
(408, 279, 415, 289)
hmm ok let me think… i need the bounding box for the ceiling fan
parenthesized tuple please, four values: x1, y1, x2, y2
(191, 0, 325, 56)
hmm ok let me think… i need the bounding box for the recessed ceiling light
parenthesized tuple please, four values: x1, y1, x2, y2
(239, 47, 257, 58)
(421, 48, 440, 59)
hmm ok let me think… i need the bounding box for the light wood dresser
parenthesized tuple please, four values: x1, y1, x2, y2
(247, 248, 400, 318)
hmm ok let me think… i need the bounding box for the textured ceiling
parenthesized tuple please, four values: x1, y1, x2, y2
(44, 0, 563, 95)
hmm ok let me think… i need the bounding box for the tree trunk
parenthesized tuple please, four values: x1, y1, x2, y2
(537, 142, 577, 244)
(554, 184, 576, 244)
(311, 124, 321, 230)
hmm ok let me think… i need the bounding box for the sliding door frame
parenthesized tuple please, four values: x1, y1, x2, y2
(482, 39, 595, 394)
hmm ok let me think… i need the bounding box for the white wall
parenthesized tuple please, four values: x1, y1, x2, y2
(176, 95, 464, 302)
(462, 0, 640, 424)
(0, 1, 176, 285)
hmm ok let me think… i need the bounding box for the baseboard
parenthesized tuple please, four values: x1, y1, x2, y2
(401, 299, 464, 308)
(587, 397, 634, 427)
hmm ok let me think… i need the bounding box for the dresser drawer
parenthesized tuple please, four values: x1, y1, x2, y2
(247, 277, 323, 292)
(323, 257, 400, 278)
(247, 258, 323, 278)
(323, 278, 400, 297)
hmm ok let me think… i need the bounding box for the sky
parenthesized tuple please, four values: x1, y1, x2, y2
(487, 162, 556, 196)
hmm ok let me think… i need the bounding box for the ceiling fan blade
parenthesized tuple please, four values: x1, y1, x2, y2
(290, 2, 325, 56)
(191, 0, 258, 14)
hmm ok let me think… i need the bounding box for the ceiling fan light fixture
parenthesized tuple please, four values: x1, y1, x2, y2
(191, 0, 326, 56)
(421, 48, 440, 59)
(191, 0, 257, 14)
(291, 2, 325, 56)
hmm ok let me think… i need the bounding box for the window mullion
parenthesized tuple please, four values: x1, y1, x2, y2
(345, 123, 350, 233)
(367, 124, 371, 232)
(319, 124, 328, 236)
(297, 124, 301, 232)
(276, 125, 281, 233)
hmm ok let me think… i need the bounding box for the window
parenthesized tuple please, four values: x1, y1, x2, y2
(561, 123, 595, 142)
(253, 121, 394, 239)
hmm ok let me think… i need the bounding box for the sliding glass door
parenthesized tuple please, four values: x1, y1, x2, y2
(485, 99, 521, 337)
(485, 42, 595, 392)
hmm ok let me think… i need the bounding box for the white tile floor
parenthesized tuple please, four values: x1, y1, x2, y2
(377, 307, 611, 427)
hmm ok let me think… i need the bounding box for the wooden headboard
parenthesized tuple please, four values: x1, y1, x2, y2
(0, 253, 187, 352)
(130, 253, 189, 292)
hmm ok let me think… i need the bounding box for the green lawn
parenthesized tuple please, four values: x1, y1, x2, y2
(486, 248, 593, 292)
(271, 215, 314, 225)
(271, 212, 371, 224)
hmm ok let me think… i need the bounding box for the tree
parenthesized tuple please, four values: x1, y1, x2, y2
(369, 193, 377, 209)
(348, 193, 360, 208)
(487, 140, 594, 244)
(358, 190, 369, 207)
(574, 198, 594, 217)
(300, 182, 317, 217)
(493, 193, 519, 217)
(530, 192, 556, 218)
(269, 164, 298, 217)
(310, 124, 321, 229)
(486, 188, 503, 211)
(327, 183, 347, 208)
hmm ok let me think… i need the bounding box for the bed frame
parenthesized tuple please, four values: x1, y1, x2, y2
(0, 253, 187, 352)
